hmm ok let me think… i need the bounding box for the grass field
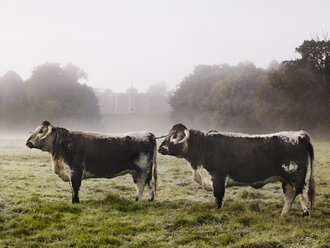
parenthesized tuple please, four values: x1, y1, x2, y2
(0, 139, 329, 248)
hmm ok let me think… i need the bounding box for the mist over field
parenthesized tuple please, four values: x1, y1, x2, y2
(1, 1, 330, 139)
(1, 40, 329, 139)
(0, 1, 330, 247)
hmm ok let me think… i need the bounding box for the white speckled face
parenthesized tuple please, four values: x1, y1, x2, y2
(282, 161, 299, 173)
(158, 126, 190, 157)
(26, 124, 54, 151)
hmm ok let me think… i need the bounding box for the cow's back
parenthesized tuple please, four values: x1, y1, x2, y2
(55, 130, 155, 178)
(204, 131, 310, 182)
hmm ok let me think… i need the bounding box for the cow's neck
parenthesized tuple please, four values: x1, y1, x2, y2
(50, 127, 71, 159)
(183, 130, 206, 169)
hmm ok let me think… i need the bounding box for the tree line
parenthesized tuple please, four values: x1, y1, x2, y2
(1, 38, 329, 136)
(170, 38, 330, 136)
(0, 63, 100, 130)
(0, 63, 170, 132)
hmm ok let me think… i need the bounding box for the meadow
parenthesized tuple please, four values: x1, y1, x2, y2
(0, 139, 329, 248)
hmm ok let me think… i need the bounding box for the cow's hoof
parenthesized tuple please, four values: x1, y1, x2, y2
(215, 198, 223, 209)
(72, 198, 80, 204)
(148, 192, 154, 202)
(302, 211, 310, 217)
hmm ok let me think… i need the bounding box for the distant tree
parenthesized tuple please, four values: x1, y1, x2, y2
(63, 63, 88, 83)
(169, 63, 267, 131)
(295, 39, 330, 84)
(25, 63, 100, 123)
(170, 64, 234, 128)
(0, 71, 28, 126)
(255, 38, 330, 133)
(210, 62, 267, 132)
(268, 60, 280, 71)
(168, 38, 330, 135)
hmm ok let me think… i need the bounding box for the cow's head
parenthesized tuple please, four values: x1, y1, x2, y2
(26, 121, 54, 152)
(158, 123, 190, 157)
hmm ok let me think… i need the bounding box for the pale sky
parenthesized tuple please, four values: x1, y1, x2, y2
(0, 0, 329, 92)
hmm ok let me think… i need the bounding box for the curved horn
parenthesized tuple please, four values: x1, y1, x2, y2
(41, 125, 53, 140)
(177, 129, 190, 144)
(155, 134, 167, 139)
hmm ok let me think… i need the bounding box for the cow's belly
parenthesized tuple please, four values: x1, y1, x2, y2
(191, 165, 213, 191)
(87, 170, 134, 179)
(226, 176, 281, 188)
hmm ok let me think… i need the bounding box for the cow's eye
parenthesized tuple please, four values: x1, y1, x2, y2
(172, 133, 177, 139)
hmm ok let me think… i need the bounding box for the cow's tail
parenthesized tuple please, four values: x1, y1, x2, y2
(307, 141, 315, 211)
(153, 142, 158, 197)
(303, 133, 315, 212)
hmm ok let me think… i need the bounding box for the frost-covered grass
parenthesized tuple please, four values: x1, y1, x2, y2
(0, 139, 329, 247)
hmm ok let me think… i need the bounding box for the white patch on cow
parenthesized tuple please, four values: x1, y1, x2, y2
(130, 132, 151, 142)
(281, 183, 296, 215)
(208, 130, 307, 145)
(135, 153, 149, 169)
(282, 161, 298, 173)
(82, 170, 97, 179)
(225, 175, 229, 186)
(162, 145, 169, 151)
(189, 164, 213, 191)
(277, 131, 307, 144)
(51, 156, 72, 182)
(298, 185, 310, 216)
(112, 131, 150, 142)
(226, 176, 235, 187)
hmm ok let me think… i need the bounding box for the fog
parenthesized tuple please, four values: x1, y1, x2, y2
(0, 67, 173, 138)
(0, 1, 329, 138)
(1, 0, 329, 92)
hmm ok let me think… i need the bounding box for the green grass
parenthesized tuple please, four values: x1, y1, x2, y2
(0, 139, 329, 247)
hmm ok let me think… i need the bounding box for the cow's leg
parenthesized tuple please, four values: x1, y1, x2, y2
(145, 171, 155, 202)
(213, 176, 226, 209)
(298, 185, 310, 217)
(132, 172, 145, 202)
(281, 182, 296, 215)
(70, 170, 82, 204)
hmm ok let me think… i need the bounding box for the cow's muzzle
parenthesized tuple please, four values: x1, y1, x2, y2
(26, 141, 34, 148)
(158, 146, 168, 155)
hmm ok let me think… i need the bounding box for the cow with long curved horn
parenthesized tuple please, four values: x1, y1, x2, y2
(158, 123, 315, 217)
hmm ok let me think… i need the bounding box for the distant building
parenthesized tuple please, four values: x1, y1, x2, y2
(95, 86, 168, 115)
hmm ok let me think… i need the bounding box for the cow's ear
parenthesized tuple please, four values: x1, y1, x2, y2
(42, 120, 51, 127)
